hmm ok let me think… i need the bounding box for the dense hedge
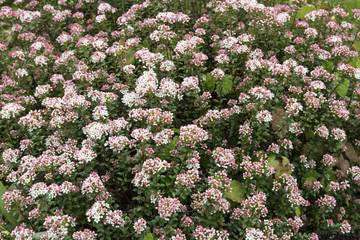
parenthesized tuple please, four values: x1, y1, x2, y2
(0, 0, 360, 239)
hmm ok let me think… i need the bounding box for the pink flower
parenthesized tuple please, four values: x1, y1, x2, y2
(316, 194, 336, 208)
(73, 229, 97, 240)
(193, 225, 229, 240)
(322, 154, 336, 166)
(256, 110, 272, 123)
(340, 220, 351, 234)
(211, 68, 225, 79)
(157, 197, 182, 220)
(179, 124, 208, 147)
(134, 218, 147, 234)
(212, 147, 238, 169)
(11, 223, 35, 240)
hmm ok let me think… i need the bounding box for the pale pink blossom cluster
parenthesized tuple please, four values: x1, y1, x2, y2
(331, 128, 346, 141)
(0, 102, 25, 119)
(175, 169, 200, 188)
(191, 188, 230, 214)
(348, 166, 360, 183)
(43, 213, 76, 239)
(157, 197, 182, 220)
(316, 194, 336, 208)
(322, 154, 336, 167)
(285, 98, 303, 116)
(240, 155, 267, 179)
(105, 136, 130, 152)
(82, 122, 108, 140)
(340, 220, 351, 234)
(315, 125, 329, 139)
(193, 225, 229, 240)
(234, 191, 268, 218)
(10, 223, 35, 240)
(72, 229, 97, 240)
(153, 129, 174, 145)
(179, 124, 208, 147)
(18, 110, 47, 132)
(81, 172, 106, 195)
(244, 228, 268, 240)
(256, 110, 272, 123)
(249, 86, 274, 102)
(134, 218, 147, 234)
(212, 147, 238, 169)
(132, 158, 170, 187)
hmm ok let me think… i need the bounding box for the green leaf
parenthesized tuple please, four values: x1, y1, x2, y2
(1, 230, 10, 236)
(0, 182, 19, 226)
(353, 44, 360, 52)
(281, 156, 290, 165)
(268, 156, 293, 179)
(336, 140, 346, 150)
(350, 61, 357, 68)
(325, 169, 336, 181)
(32, 232, 46, 240)
(298, 4, 316, 19)
(205, 73, 216, 93)
(336, 79, 350, 98)
(272, 156, 293, 179)
(225, 180, 244, 203)
(323, 61, 333, 72)
(221, 75, 233, 96)
(305, 177, 316, 183)
(305, 130, 314, 140)
(295, 206, 301, 217)
(144, 233, 154, 240)
(171, 128, 180, 134)
(344, 0, 360, 10)
(267, 155, 279, 169)
(305, 169, 319, 180)
(159, 136, 179, 159)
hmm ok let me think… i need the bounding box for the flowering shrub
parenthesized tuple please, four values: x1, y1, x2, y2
(0, 0, 360, 239)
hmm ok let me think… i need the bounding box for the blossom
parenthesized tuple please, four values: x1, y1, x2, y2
(132, 158, 170, 187)
(211, 68, 225, 79)
(315, 125, 329, 139)
(193, 225, 229, 240)
(244, 228, 266, 240)
(105, 136, 130, 152)
(179, 124, 208, 147)
(134, 218, 147, 234)
(81, 172, 106, 195)
(86, 200, 109, 223)
(157, 197, 182, 220)
(322, 154, 336, 167)
(73, 229, 97, 240)
(256, 110, 272, 123)
(175, 169, 200, 188)
(11, 223, 35, 240)
(131, 128, 152, 142)
(83, 122, 108, 140)
(331, 128, 346, 141)
(212, 147, 238, 169)
(285, 98, 303, 116)
(340, 220, 351, 234)
(0, 103, 25, 119)
(316, 195, 336, 208)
